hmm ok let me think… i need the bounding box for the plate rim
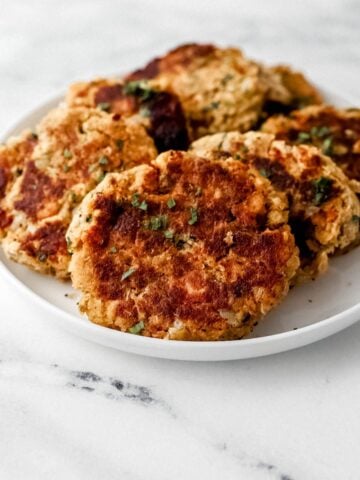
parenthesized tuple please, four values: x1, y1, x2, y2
(1, 85, 360, 360)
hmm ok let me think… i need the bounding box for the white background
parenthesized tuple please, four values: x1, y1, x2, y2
(1, 1, 360, 478)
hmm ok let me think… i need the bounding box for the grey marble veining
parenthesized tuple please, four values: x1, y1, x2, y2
(1, 1, 360, 479)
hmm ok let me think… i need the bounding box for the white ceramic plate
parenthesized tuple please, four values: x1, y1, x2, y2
(1, 88, 360, 361)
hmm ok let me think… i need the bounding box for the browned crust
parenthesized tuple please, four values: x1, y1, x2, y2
(262, 105, 360, 183)
(68, 150, 299, 340)
(190, 131, 360, 283)
(126, 43, 216, 80)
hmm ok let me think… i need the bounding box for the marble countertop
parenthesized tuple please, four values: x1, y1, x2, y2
(1, 0, 360, 478)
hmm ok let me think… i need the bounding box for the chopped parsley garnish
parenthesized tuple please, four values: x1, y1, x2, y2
(310, 125, 331, 138)
(139, 200, 148, 211)
(147, 215, 168, 231)
(98, 171, 106, 183)
(188, 207, 199, 225)
(109, 246, 118, 254)
(322, 137, 333, 156)
(131, 193, 147, 211)
(38, 252, 47, 262)
(123, 80, 154, 101)
(259, 167, 271, 178)
(164, 229, 174, 239)
(86, 215, 92, 223)
(99, 156, 109, 166)
(167, 198, 176, 209)
(204, 101, 220, 112)
(352, 215, 360, 222)
(116, 139, 124, 150)
(98, 102, 111, 112)
(312, 177, 332, 205)
(128, 320, 144, 335)
(121, 267, 136, 281)
(131, 193, 140, 207)
(70, 192, 77, 203)
(66, 237, 72, 249)
(139, 106, 151, 118)
(297, 131, 311, 142)
(221, 73, 234, 85)
(63, 149, 73, 159)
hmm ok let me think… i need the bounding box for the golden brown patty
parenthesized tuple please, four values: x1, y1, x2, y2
(259, 65, 323, 118)
(1, 106, 157, 278)
(262, 105, 360, 185)
(126, 43, 266, 140)
(0, 131, 37, 234)
(67, 150, 299, 341)
(191, 131, 360, 282)
(67, 43, 322, 142)
(66, 78, 189, 152)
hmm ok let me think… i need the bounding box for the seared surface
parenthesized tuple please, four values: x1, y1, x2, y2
(67, 43, 322, 142)
(191, 131, 360, 282)
(262, 105, 360, 184)
(66, 78, 189, 152)
(68, 150, 299, 340)
(0, 131, 37, 234)
(1, 106, 157, 278)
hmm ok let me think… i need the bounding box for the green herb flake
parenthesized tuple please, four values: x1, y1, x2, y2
(139, 200, 148, 211)
(164, 229, 174, 239)
(139, 106, 151, 118)
(31, 131, 38, 140)
(98, 102, 111, 112)
(151, 215, 168, 230)
(297, 131, 311, 143)
(63, 164, 70, 173)
(204, 101, 220, 112)
(66, 237, 72, 249)
(221, 73, 234, 85)
(131, 193, 140, 207)
(167, 198, 176, 209)
(70, 192, 77, 203)
(109, 246, 118, 254)
(121, 267, 136, 281)
(123, 80, 154, 101)
(259, 167, 270, 178)
(38, 252, 47, 262)
(128, 320, 145, 335)
(86, 215, 92, 223)
(188, 207, 199, 225)
(63, 149, 73, 159)
(312, 177, 333, 206)
(116, 139, 124, 150)
(195, 186, 202, 197)
(98, 171, 106, 183)
(322, 137, 333, 156)
(352, 215, 360, 222)
(145, 215, 168, 231)
(99, 156, 109, 166)
(311, 125, 331, 138)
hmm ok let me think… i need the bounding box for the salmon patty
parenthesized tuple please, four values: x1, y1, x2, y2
(0, 131, 38, 234)
(191, 131, 360, 282)
(0, 106, 157, 278)
(67, 43, 322, 142)
(67, 150, 299, 341)
(262, 105, 360, 186)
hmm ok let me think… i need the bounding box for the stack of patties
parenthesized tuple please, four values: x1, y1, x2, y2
(67, 43, 323, 140)
(1, 43, 359, 340)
